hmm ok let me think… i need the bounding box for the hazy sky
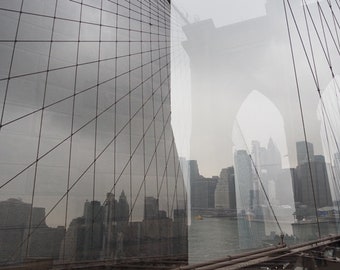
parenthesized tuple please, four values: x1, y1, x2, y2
(233, 90, 290, 168)
(173, 0, 266, 27)
(171, 0, 339, 177)
(171, 0, 268, 178)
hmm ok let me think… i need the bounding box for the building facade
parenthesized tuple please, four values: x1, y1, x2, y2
(214, 167, 236, 210)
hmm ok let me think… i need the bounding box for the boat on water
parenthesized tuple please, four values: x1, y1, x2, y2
(194, 215, 203, 220)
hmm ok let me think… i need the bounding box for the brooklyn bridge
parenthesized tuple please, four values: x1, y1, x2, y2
(1, 0, 340, 269)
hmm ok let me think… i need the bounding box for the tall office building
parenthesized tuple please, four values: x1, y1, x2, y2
(292, 153, 335, 240)
(296, 155, 332, 209)
(215, 167, 236, 210)
(83, 201, 104, 260)
(189, 160, 218, 209)
(249, 139, 283, 203)
(293, 144, 333, 219)
(0, 0, 187, 266)
(189, 160, 202, 180)
(296, 141, 315, 166)
(234, 146, 272, 249)
(144, 197, 160, 220)
(234, 150, 254, 249)
(266, 138, 282, 178)
(234, 150, 253, 212)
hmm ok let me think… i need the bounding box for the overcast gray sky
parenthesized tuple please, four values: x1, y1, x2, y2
(173, 0, 266, 27)
(171, 0, 339, 177)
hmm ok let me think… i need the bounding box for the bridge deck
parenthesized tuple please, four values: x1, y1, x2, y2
(178, 235, 340, 270)
(1, 236, 340, 269)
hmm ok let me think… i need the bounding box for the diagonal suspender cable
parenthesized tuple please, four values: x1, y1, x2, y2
(234, 120, 284, 236)
(284, 0, 321, 238)
(302, 0, 340, 219)
(0, 0, 186, 264)
(62, 0, 83, 260)
(25, 0, 59, 257)
(8, 46, 173, 260)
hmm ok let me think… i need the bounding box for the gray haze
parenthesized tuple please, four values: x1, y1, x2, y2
(171, 0, 338, 177)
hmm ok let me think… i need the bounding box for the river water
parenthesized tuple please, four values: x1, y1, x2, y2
(188, 217, 240, 264)
(188, 216, 294, 264)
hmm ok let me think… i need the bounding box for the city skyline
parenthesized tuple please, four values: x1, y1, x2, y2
(0, 191, 187, 263)
(189, 137, 337, 243)
(188, 138, 332, 179)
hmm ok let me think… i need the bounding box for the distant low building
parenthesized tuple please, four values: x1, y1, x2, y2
(0, 198, 64, 263)
(189, 160, 217, 209)
(61, 200, 104, 261)
(61, 193, 187, 262)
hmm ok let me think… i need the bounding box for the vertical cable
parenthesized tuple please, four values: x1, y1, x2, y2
(170, 139, 179, 215)
(109, 0, 119, 257)
(0, 0, 184, 264)
(153, 0, 162, 240)
(316, 1, 340, 217)
(289, 1, 340, 158)
(141, 0, 147, 211)
(149, 0, 160, 206)
(293, 1, 340, 169)
(284, 0, 321, 238)
(128, 0, 133, 222)
(158, 0, 170, 219)
(113, 0, 119, 225)
(0, 0, 24, 128)
(62, 0, 83, 260)
(321, 104, 340, 219)
(90, 0, 103, 257)
(303, 0, 340, 224)
(25, 0, 59, 257)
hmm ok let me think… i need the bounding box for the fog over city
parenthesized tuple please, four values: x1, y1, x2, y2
(171, 0, 338, 177)
(1, 0, 340, 267)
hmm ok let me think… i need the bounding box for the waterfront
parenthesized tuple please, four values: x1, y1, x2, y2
(188, 216, 295, 264)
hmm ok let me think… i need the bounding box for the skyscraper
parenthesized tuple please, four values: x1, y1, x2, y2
(296, 141, 315, 166)
(189, 160, 218, 209)
(144, 197, 160, 220)
(293, 142, 333, 220)
(234, 150, 253, 212)
(215, 167, 236, 210)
